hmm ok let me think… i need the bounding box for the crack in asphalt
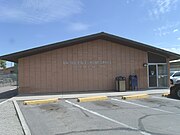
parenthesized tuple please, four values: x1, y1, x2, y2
(153, 104, 166, 109)
(140, 98, 180, 112)
(174, 106, 180, 110)
(93, 101, 119, 109)
(138, 113, 177, 135)
(149, 102, 180, 112)
(72, 105, 90, 117)
(55, 127, 137, 135)
(79, 107, 90, 117)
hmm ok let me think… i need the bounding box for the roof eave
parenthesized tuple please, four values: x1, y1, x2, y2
(1, 32, 180, 62)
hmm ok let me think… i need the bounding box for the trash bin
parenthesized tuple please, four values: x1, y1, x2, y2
(129, 75, 138, 90)
(115, 76, 126, 92)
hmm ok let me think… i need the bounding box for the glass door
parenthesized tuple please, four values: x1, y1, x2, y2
(148, 64, 168, 88)
(148, 65, 157, 87)
(158, 64, 168, 87)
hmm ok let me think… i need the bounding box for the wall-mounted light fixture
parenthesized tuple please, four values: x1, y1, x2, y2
(143, 63, 148, 67)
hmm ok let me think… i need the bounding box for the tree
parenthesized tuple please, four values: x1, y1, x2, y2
(0, 60, 6, 69)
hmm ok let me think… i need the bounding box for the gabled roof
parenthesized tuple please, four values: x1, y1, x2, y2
(1, 32, 180, 63)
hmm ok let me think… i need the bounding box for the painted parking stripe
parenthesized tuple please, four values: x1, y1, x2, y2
(151, 96, 179, 102)
(13, 100, 31, 135)
(111, 98, 173, 114)
(65, 100, 151, 135)
(0, 98, 12, 105)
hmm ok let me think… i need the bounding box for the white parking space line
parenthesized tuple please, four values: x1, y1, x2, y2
(151, 96, 180, 102)
(0, 98, 12, 105)
(65, 100, 151, 135)
(13, 100, 31, 135)
(111, 98, 174, 114)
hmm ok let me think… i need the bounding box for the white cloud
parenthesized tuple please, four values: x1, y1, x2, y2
(153, 22, 180, 36)
(177, 37, 180, 40)
(173, 29, 179, 32)
(0, 0, 83, 24)
(149, 0, 178, 18)
(68, 22, 90, 31)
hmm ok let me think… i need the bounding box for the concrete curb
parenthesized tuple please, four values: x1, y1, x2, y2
(122, 94, 149, 100)
(23, 98, 59, 105)
(13, 100, 31, 135)
(13, 89, 169, 101)
(77, 96, 108, 102)
(0, 89, 18, 99)
(0, 98, 11, 105)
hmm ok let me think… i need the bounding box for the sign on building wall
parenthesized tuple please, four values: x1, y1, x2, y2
(63, 60, 111, 65)
(63, 60, 112, 69)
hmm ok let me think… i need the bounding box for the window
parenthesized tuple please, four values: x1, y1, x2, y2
(148, 52, 166, 63)
(173, 72, 180, 77)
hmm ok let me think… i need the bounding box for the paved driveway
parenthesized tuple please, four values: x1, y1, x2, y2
(19, 95, 180, 135)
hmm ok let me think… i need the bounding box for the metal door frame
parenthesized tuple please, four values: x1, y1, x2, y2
(148, 63, 167, 88)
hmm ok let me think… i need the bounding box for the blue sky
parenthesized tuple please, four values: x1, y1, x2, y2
(0, 0, 180, 59)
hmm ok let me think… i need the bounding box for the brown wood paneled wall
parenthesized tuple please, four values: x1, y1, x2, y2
(18, 39, 148, 93)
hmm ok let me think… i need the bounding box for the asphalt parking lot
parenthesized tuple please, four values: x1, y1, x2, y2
(19, 95, 180, 135)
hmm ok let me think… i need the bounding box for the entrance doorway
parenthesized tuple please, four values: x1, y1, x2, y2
(148, 64, 168, 88)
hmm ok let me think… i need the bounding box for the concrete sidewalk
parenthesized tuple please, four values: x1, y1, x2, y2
(0, 100, 24, 135)
(13, 89, 169, 101)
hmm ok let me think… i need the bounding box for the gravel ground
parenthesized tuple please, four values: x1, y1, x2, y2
(0, 101, 24, 135)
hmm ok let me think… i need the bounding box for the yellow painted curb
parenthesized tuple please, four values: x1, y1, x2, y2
(122, 94, 149, 100)
(77, 96, 108, 102)
(162, 93, 170, 97)
(23, 98, 59, 105)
